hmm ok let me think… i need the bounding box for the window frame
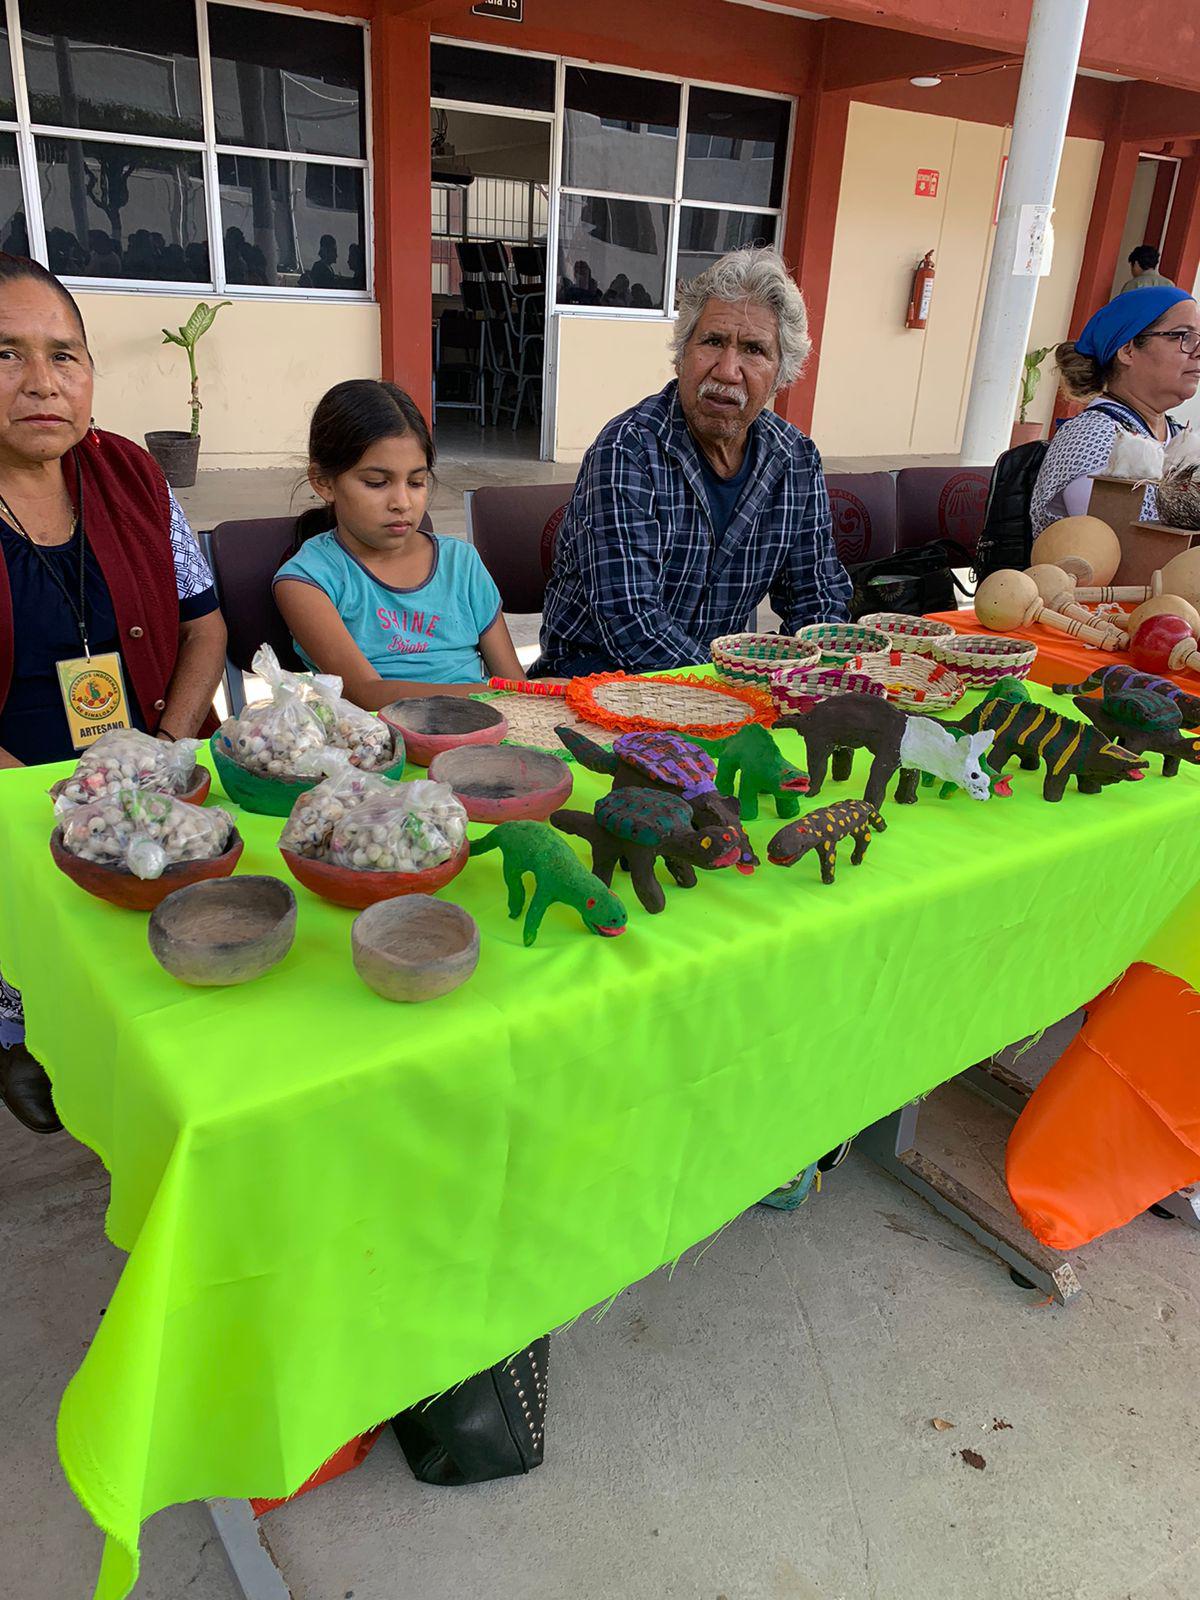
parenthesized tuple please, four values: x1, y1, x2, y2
(1, 0, 374, 301)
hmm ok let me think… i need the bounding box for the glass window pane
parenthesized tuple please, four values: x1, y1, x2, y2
(208, 6, 365, 159)
(431, 43, 554, 113)
(35, 136, 209, 281)
(563, 68, 679, 198)
(0, 26, 16, 121)
(0, 134, 27, 254)
(675, 208, 777, 293)
(218, 155, 365, 291)
(557, 194, 668, 310)
(684, 88, 790, 209)
(19, 0, 202, 141)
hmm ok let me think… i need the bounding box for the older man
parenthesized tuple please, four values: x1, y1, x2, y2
(535, 248, 851, 677)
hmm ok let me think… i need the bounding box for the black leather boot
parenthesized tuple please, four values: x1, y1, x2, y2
(0, 1044, 63, 1134)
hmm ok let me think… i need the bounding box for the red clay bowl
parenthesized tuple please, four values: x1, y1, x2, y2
(179, 766, 212, 805)
(279, 838, 470, 910)
(379, 696, 507, 767)
(49, 826, 245, 912)
(428, 742, 573, 822)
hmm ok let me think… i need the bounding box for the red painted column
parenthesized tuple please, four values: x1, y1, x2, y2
(372, 11, 434, 419)
(1160, 155, 1200, 292)
(777, 88, 851, 437)
(1143, 158, 1176, 255)
(1068, 135, 1140, 335)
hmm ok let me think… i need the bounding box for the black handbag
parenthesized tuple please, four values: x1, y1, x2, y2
(390, 1337, 549, 1486)
(847, 538, 974, 619)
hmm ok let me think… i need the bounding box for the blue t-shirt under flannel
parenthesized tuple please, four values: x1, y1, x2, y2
(274, 531, 502, 684)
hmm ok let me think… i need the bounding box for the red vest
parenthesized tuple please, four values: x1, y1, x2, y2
(0, 429, 183, 734)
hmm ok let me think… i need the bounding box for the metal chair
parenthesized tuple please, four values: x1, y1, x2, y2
(824, 472, 898, 567)
(434, 309, 485, 426)
(464, 483, 576, 613)
(895, 467, 991, 556)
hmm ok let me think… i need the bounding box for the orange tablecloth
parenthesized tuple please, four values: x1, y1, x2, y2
(927, 608, 1200, 693)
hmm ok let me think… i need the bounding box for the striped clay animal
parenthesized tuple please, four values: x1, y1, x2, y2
(953, 698, 1148, 801)
(1070, 685, 1200, 777)
(767, 800, 887, 885)
(1055, 663, 1200, 728)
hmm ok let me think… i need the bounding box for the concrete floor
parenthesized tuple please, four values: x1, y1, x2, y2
(5, 1023, 1200, 1600)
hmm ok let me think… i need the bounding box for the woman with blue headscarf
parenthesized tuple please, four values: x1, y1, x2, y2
(1031, 286, 1200, 533)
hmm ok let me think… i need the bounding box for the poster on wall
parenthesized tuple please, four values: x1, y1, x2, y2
(914, 168, 940, 198)
(1013, 204, 1053, 277)
(472, 0, 523, 19)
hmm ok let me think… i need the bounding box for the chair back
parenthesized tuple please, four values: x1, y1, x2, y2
(824, 472, 897, 566)
(464, 482, 576, 612)
(895, 467, 991, 555)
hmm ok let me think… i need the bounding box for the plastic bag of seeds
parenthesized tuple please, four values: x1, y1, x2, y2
(57, 787, 234, 880)
(305, 675, 396, 770)
(214, 644, 328, 777)
(279, 750, 399, 858)
(49, 728, 203, 809)
(326, 780, 467, 873)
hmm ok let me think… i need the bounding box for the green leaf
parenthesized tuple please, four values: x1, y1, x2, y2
(180, 300, 232, 347)
(161, 330, 185, 346)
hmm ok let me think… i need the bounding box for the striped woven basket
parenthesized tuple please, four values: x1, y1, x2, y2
(856, 613, 956, 655)
(931, 633, 1037, 687)
(769, 662, 888, 716)
(794, 622, 893, 665)
(845, 649, 965, 713)
(711, 633, 821, 689)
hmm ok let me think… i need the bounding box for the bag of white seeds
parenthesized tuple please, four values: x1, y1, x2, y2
(50, 728, 203, 809)
(279, 751, 398, 858)
(326, 781, 467, 873)
(57, 787, 234, 880)
(305, 675, 396, 770)
(214, 644, 327, 777)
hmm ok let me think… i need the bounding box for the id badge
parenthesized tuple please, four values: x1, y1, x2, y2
(56, 652, 132, 751)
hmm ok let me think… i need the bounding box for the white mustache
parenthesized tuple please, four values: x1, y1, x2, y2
(698, 380, 748, 409)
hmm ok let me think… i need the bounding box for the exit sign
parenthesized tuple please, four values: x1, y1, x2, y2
(472, 0, 523, 19)
(915, 168, 940, 198)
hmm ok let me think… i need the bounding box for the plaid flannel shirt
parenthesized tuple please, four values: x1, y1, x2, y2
(538, 382, 851, 674)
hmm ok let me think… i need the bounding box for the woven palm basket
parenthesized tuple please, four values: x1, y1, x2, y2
(566, 672, 775, 737)
(845, 649, 965, 713)
(470, 691, 612, 759)
(856, 613, 956, 654)
(931, 633, 1037, 687)
(768, 663, 888, 716)
(710, 633, 822, 690)
(794, 622, 893, 664)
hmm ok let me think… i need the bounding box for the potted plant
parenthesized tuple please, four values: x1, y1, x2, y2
(145, 300, 231, 489)
(1011, 346, 1050, 447)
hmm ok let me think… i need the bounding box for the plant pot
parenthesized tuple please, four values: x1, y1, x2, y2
(1010, 421, 1044, 449)
(145, 430, 201, 489)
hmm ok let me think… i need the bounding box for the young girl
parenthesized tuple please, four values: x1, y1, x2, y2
(274, 380, 525, 707)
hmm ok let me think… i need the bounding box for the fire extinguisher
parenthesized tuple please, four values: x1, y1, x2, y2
(906, 251, 936, 330)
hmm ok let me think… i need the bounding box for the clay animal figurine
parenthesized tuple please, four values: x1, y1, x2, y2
(1058, 663, 1200, 727)
(689, 725, 809, 821)
(469, 819, 627, 945)
(767, 801, 886, 885)
(952, 700, 1149, 800)
(552, 791, 742, 914)
(777, 693, 999, 807)
(990, 675, 1033, 704)
(1071, 686, 1200, 777)
(555, 725, 758, 871)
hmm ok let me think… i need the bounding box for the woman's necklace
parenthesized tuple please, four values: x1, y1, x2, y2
(0, 485, 77, 546)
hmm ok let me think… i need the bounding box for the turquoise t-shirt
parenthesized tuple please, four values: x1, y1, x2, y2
(274, 531, 502, 684)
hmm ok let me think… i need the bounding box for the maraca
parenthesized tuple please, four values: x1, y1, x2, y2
(1030, 516, 1122, 587)
(1156, 546, 1200, 611)
(975, 569, 1129, 650)
(1130, 613, 1200, 675)
(1116, 593, 1200, 636)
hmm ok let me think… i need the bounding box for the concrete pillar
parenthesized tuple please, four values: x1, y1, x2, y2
(960, 0, 1089, 466)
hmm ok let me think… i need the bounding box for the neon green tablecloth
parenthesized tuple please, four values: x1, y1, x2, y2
(3, 688, 1200, 1599)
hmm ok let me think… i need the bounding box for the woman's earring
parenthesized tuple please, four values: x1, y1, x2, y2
(89, 416, 100, 445)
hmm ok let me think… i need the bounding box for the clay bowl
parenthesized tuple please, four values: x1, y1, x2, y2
(179, 766, 212, 805)
(211, 739, 406, 817)
(428, 742, 573, 822)
(147, 875, 296, 986)
(379, 696, 507, 767)
(49, 826, 245, 912)
(352, 895, 480, 1003)
(279, 838, 470, 911)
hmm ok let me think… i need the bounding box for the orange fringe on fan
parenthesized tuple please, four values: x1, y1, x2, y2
(565, 671, 777, 738)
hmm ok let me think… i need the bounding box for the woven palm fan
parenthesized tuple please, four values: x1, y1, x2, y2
(470, 690, 613, 759)
(566, 672, 776, 738)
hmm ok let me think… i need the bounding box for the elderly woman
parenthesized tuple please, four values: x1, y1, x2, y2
(1032, 287, 1200, 533)
(0, 253, 227, 1134)
(535, 247, 851, 676)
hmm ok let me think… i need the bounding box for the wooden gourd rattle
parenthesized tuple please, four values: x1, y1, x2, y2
(975, 570, 1129, 650)
(1029, 515, 1122, 587)
(1130, 614, 1200, 676)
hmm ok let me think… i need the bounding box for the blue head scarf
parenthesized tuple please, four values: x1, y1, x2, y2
(1076, 286, 1194, 367)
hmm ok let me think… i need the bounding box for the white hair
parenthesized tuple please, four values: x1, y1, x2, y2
(671, 247, 810, 390)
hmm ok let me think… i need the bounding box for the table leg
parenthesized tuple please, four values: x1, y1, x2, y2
(207, 1500, 293, 1599)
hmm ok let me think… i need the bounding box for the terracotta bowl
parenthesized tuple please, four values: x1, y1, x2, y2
(147, 875, 296, 986)
(352, 895, 480, 1003)
(50, 826, 245, 912)
(279, 838, 470, 910)
(428, 742, 573, 822)
(211, 739, 406, 817)
(379, 696, 507, 767)
(179, 766, 212, 806)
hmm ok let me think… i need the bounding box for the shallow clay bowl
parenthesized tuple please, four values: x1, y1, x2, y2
(379, 696, 507, 767)
(49, 826, 245, 912)
(352, 895, 480, 1003)
(279, 838, 470, 910)
(178, 765, 212, 805)
(428, 742, 573, 822)
(147, 875, 296, 986)
(211, 739, 406, 816)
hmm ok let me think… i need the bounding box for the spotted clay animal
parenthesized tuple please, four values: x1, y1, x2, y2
(767, 801, 887, 885)
(552, 790, 742, 914)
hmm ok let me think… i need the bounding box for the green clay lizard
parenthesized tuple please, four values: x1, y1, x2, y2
(469, 820, 629, 946)
(690, 724, 809, 821)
